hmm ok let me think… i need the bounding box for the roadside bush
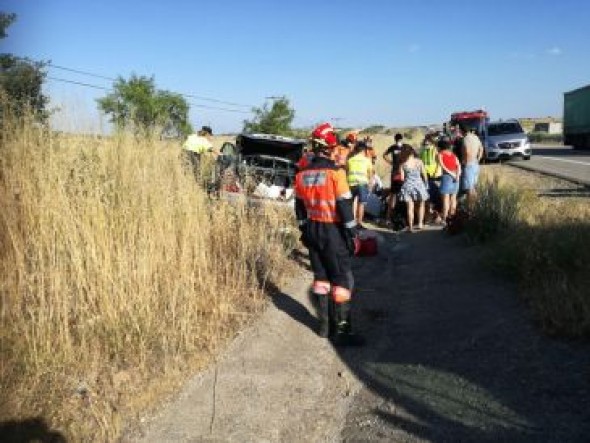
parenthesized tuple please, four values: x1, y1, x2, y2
(467, 174, 590, 339)
(465, 177, 523, 243)
(0, 116, 295, 440)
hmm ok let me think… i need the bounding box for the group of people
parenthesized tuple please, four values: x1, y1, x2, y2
(297, 126, 380, 229)
(294, 122, 485, 345)
(381, 125, 484, 232)
(179, 121, 485, 345)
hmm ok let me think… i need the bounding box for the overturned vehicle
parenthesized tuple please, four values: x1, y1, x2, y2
(213, 133, 306, 206)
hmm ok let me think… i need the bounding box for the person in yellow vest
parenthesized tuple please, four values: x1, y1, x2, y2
(182, 126, 217, 180)
(420, 132, 443, 224)
(346, 141, 373, 228)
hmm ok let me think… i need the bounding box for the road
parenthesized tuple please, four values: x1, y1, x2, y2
(505, 144, 590, 186)
(134, 225, 590, 442)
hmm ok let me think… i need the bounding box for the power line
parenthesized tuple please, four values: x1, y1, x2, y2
(47, 76, 111, 91)
(48, 64, 115, 81)
(46, 62, 254, 108)
(46, 76, 252, 114)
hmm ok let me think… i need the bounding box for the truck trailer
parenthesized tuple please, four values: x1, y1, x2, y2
(564, 84, 590, 150)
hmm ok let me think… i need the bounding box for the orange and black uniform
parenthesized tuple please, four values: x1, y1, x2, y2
(295, 154, 358, 339)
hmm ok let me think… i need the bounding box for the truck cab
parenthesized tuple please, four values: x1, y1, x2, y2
(449, 110, 489, 140)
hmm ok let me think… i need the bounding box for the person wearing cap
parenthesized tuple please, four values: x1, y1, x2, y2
(295, 123, 364, 346)
(329, 130, 355, 168)
(182, 125, 217, 180)
(346, 141, 373, 228)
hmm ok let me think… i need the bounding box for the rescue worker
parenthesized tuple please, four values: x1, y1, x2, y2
(420, 132, 443, 223)
(182, 125, 217, 180)
(295, 124, 364, 346)
(331, 130, 356, 168)
(347, 141, 373, 228)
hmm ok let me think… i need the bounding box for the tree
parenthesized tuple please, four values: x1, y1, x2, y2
(97, 74, 192, 138)
(0, 13, 49, 122)
(243, 96, 295, 136)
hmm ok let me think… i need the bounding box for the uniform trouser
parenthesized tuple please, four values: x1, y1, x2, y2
(305, 221, 354, 300)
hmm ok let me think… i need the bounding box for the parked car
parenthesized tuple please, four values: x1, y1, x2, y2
(213, 133, 306, 206)
(484, 120, 532, 161)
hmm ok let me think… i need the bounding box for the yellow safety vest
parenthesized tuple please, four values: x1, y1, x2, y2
(346, 153, 372, 186)
(183, 134, 213, 154)
(421, 145, 441, 178)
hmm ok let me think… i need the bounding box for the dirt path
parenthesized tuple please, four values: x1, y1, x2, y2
(132, 225, 590, 442)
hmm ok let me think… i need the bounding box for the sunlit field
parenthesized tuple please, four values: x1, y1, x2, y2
(0, 117, 296, 440)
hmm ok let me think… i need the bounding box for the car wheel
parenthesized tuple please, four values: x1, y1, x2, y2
(523, 156, 531, 161)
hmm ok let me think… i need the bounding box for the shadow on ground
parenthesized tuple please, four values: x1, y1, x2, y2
(275, 226, 590, 442)
(0, 417, 67, 443)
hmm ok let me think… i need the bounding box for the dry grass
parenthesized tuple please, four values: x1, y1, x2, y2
(0, 118, 296, 440)
(470, 167, 590, 338)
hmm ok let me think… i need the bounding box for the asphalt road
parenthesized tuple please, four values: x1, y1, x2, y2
(504, 144, 590, 186)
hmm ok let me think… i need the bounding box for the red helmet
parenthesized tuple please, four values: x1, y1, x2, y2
(346, 131, 359, 143)
(311, 122, 338, 148)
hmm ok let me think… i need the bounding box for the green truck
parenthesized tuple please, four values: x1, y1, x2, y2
(564, 84, 590, 149)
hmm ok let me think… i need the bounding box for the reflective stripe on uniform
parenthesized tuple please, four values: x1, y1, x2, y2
(301, 171, 327, 187)
(333, 285, 351, 303)
(313, 280, 331, 295)
(306, 208, 338, 220)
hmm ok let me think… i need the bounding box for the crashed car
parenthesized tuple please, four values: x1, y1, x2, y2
(214, 133, 306, 206)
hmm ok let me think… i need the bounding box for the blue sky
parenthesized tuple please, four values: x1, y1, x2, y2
(3, 0, 589, 134)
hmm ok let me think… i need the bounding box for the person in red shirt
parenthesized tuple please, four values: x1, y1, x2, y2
(295, 123, 364, 346)
(437, 137, 462, 223)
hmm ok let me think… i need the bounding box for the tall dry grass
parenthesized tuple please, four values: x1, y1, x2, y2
(468, 169, 590, 338)
(0, 117, 296, 439)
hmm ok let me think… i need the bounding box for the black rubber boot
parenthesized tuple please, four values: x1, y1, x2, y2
(317, 294, 330, 338)
(333, 302, 365, 347)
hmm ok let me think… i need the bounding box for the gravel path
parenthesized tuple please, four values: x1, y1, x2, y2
(131, 223, 590, 442)
(342, 227, 590, 442)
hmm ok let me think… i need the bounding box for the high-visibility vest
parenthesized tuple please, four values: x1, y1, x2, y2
(420, 145, 441, 178)
(295, 163, 351, 223)
(183, 134, 212, 154)
(346, 153, 372, 186)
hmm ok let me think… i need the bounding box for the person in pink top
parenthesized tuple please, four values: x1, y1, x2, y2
(437, 137, 462, 224)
